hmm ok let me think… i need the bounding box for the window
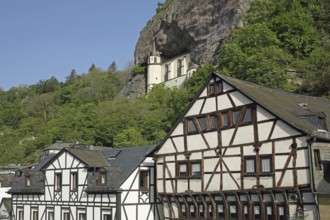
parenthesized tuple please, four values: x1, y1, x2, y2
(245, 157, 256, 173)
(18, 209, 24, 220)
(177, 59, 182, 76)
(139, 170, 149, 191)
(217, 204, 225, 219)
(187, 118, 198, 133)
(78, 213, 86, 220)
(221, 112, 230, 127)
(55, 173, 62, 191)
(278, 206, 285, 220)
(191, 162, 201, 176)
(180, 204, 187, 218)
(47, 211, 54, 220)
(32, 209, 38, 220)
(176, 161, 202, 177)
(244, 156, 272, 175)
(198, 116, 207, 131)
(233, 110, 240, 125)
(253, 205, 260, 220)
(103, 214, 111, 220)
(198, 204, 204, 218)
(209, 115, 218, 130)
(178, 163, 188, 176)
(207, 204, 213, 218)
(266, 206, 273, 220)
(165, 64, 169, 81)
(242, 108, 252, 123)
(26, 177, 31, 187)
(63, 212, 70, 220)
(230, 204, 237, 219)
(208, 81, 223, 96)
(314, 149, 322, 170)
(243, 205, 249, 220)
(189, 204, 196, 218)
(98, 172, 107, 185)
(261, 157, 271, 173)
(71, 172, 78, 191)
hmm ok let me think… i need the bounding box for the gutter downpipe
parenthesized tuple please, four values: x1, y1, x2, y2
(307, 136, 321, 220)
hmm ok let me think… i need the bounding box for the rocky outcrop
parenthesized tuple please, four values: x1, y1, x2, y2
(134, 0, 251, 66)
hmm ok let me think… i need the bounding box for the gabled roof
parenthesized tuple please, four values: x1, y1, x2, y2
(219, 73, 330, 137)
(151, 72, 330, 155)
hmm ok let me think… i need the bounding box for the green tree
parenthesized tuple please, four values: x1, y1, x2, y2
(107, 61, 117, 73)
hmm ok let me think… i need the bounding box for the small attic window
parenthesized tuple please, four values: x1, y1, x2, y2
(98, 171, 107, 185)
(300, 113, 327, 131)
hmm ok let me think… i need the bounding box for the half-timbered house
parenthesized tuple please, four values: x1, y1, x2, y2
(8, 142, 162, 220)
(151, 73, 330, 220)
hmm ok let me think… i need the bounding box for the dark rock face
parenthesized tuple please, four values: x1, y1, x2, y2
(134, 0, 251, 66)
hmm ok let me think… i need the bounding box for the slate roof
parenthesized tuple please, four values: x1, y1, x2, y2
(219, 73, 330, 138)
(8, 142, 156, 194)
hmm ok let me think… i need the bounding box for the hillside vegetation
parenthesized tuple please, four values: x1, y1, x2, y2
(0, 0, 329, 166)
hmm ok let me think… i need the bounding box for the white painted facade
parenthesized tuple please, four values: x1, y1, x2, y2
(154, 74, 319, 220)
(147, 53, 197, 92)
(10, 148, 162, 220)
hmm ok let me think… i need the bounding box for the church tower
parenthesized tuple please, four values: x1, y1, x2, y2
(147, 41, 162, 92)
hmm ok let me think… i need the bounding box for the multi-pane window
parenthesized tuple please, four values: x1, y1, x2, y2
(314, 149, 322, 170)
(177, 161, 202, 177)
(98, 172, 107, 185)
(78, 213, 86, 220)
(178, 163, 188, 176)
(278, 206, 285, 220)
(217, 204, 225, 219)
(198, 204, 204, 218)
(207, 204, 213, 218)
(103, 214, 111, 220)
(139, 170, 149, 191)
(208, 81, 223, 96)
(261, 157, 271, 172)
(71, 172, 78, 191)
(244, 156, 272, 175)
(191, 162, 201, 176)
(243, 205, 249, 219)
(245, 157, 256, 173)
(47, 209, 54, 220)
(266, 206, 273, 220)
(181, 204, 187, 218)
(55, 173, 62, 191)
(18, 209, 24, 220)
(254, 205, 260, 220)
(26, 177, 31, 187)
(32, 209, 38, 220)
(165, 64, 170, 81)
(63, 212, 70, 220)
(230, 204, 237, 219)
(186, 107, 253, 133)
(177, 59, 182, 77)
(189, 204, 196, 218)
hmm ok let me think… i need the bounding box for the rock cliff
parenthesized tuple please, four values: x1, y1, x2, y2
(121, 0, 251, 98)
(135, 0, 251, 66)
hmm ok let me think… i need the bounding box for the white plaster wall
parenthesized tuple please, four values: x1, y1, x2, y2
(190, 179, 202, 191)
(177, 180, 188, 193)
(233, 125, 254, 145)
(259, 176, 273, 188)
(230, 91, 253, 107)
(164, 75, 187, 88)
(221, 129, 235, 146)
(223, 157, 241, 171)
(297, 169, 309, 185)
(65, 153, 74, 168)
(187, 134, 209, 151)
(217, 95, 233, 110)
(171, 123, 184, 136)
(244, 177, 257, 189)
(172, 136, 185, 152)
(186, 99, 204, 116)
(201, 97, 217, 114)
(271, 121, 301, 139)
(258, 122, 273, 141)
(190, 152, 203, 160)
(259, 142, 272, 154)
(204, 159, 219, 173)
(222, 173, 239, 190)
(275, 139, 293, 154)
(256, 106, 275, 121)
(157, 139, 175, 155)
(203, 131, 218, 148)
(205, 174, 220, 191)
(203, 149, 217, 157)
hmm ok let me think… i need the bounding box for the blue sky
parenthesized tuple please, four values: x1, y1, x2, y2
(0, 0, 163, 91)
